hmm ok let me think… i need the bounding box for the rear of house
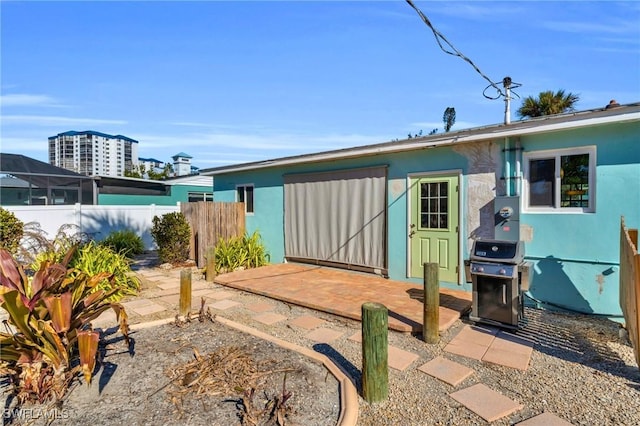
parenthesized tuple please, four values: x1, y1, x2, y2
(203, 103, 640, 316)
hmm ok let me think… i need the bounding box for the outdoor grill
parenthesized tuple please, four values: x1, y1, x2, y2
(467, 239, 531, 329)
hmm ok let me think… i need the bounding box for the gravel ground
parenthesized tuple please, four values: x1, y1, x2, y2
(148, 280, 640, 426)
(1, 319, 340, 426)
(176, 283, 640, 426)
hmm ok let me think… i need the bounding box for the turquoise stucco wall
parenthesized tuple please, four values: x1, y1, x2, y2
(213, 148, 470, 293)
(519, 122, 639, 316)
(98, 185, 212, 206)
(213, 120, 639, 315)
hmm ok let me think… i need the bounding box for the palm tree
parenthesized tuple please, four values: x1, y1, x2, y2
(517, 90, 579, 119)
(443, 107, 456, 132)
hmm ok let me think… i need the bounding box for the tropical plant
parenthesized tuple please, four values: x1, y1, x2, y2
(70, 242, 140, 301)
(517, 90, 580, 118)
(214, 231, 269, 274)
(443, 107, 456, 132)
(151, 212, 191, 264)
(100, 229, 145, 258)
(27, 224, 88, 270)
(0, 208, 24, 255)
(0, 248, 129, 404)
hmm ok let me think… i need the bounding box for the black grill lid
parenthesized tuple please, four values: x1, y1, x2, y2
(470, 239, 524, 263)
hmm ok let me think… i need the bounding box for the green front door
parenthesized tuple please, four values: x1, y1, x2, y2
(410, 175, 459, 282)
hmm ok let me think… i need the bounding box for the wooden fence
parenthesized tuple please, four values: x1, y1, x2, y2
(181, 202, 245, 267)
(620, 216, 640, 369)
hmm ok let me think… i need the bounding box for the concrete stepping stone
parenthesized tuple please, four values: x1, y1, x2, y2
(516, 412, 573, 425)
(246, 302, 276, 312)
(157, 282, 180, 290)
(450, 383, 522, 422)
(445, 324, 534, 371)
(388, 345, 419, 371)
(121, 299, 166, 316)
(209, 300, 241, 310)
(418, 356, 474, 386)
(482, 331, 534, 370)
(207, 290, 238, 300)
(304, 327, 344, 343)
(253, 312, 288, 325)
(289, 315, 326, 330)
(347, 331, 361, 342)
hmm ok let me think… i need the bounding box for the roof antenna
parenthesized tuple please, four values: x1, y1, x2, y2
(503, 76, 512, 125)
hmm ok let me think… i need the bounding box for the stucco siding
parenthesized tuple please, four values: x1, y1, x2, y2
(211, 119, 639, 316)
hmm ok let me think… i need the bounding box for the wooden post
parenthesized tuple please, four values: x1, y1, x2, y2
(205, 247, 216, 282)
(361, 302, 388, 403)
(423, 262, 440, 344)
(180, 269, 192, 316)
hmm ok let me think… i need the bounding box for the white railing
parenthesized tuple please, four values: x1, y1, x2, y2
(4, 203, 180, 250)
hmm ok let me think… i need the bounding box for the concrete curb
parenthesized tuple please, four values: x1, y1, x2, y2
(126, 315, 359, 426)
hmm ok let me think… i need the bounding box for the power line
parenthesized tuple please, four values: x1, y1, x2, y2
(405, 0, 521, 101)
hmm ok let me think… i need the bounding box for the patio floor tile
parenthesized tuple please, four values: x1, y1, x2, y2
(516, 412, 573, 425)
(289, 315, 326, 330)
(209, 300, 241, 310)
(418, 356, 474, 386)
(304, 328, 344, 343)
(253, 312, 288, 325)
(450, 383, 523, 422)
(388, 345, 419, 371)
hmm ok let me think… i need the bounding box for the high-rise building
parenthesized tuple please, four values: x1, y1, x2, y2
(48, 131, 138, 177)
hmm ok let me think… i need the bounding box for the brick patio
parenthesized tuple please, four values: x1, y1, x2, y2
(214, 263, 472, 333)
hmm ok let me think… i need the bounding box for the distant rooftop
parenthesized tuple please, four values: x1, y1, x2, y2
(138, 157, 163, 163)
(172, 152, 192, 159)
(49, 130, 138, 143)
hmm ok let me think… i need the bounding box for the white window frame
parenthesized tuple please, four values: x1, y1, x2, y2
(522, 145, 596, 213)
(235, 184, 254, 214)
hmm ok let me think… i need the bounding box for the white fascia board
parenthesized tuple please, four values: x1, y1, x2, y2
(204, 111, 640, 176)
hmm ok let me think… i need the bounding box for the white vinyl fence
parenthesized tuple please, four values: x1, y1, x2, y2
(4, 204, 180, 250)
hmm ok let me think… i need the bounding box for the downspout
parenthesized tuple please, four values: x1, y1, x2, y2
(514, 138, 521, 196)
(504, 138, 511, 196)
(503, 77, 512, 197)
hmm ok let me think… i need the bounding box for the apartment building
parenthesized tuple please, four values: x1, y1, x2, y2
(48, 130, 139, 177)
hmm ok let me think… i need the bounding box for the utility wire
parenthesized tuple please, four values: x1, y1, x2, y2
(405, 0, 521, 100)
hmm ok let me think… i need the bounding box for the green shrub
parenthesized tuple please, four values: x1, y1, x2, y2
(100, 229, 145, 258)
(151, 212, 191, 264)
(215, 231, 268, 274)
(71, 242, 140, 301)
(0, 208, 24, 254)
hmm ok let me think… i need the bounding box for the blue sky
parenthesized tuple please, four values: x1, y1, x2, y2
(2, 1, 639, 170)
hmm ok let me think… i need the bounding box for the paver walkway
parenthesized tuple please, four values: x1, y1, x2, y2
(88, 254, 563, 425)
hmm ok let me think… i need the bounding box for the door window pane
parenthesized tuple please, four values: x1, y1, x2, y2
(419, 181, 449, 229)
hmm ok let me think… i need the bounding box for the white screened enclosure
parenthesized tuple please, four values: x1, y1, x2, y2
(283, 166, 387, 273)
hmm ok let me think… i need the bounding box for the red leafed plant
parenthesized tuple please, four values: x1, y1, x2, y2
(0, 247, 130, 404)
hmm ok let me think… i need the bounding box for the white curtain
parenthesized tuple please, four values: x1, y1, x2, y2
(284, 166, 387, 270)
